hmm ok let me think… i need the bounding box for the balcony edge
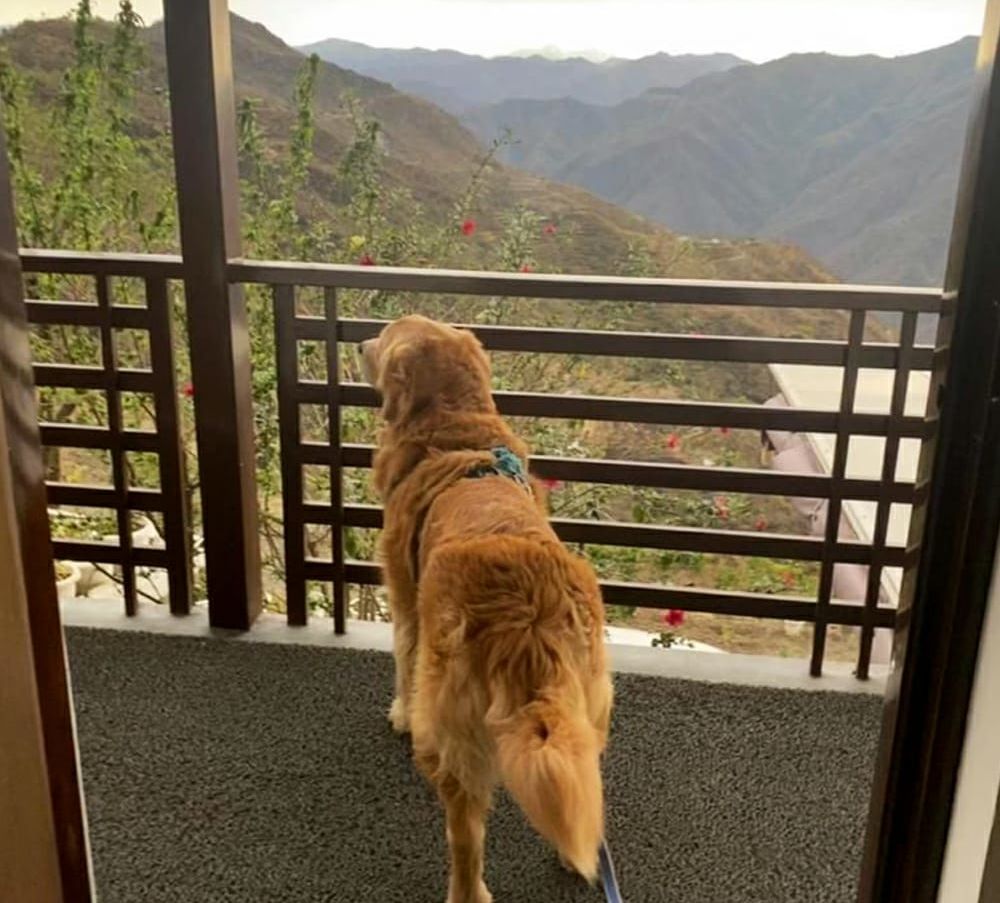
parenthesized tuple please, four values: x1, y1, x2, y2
(59, 598, 886, 695)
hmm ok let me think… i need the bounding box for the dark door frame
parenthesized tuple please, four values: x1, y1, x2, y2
(859, 1, 1000, 901)
(0, 104, 94, 898)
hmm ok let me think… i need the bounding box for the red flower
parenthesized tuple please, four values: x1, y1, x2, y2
(666, 432, 681, 451)
(539, 477, 564, 491)
(519, 263, 534, 273)
(754, 516, 768, 531)
(181, 382, 194, 399)
(359, 253, 376, 266)
(662, 609, 685, 628)
(543, 223, 558, 236)
(461, 219, 477, 236)
(719, 426, 731, 436)
(781, 570, 796, 588)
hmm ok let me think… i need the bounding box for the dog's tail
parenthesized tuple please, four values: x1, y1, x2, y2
(492, 694, 603, 880)
(492, 693, 603, 880)
(484, 545, 604, 879)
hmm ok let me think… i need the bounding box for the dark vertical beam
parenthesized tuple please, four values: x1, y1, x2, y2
(0, 110, 93, 899)
(0, 369, 64, 903)
(811, 308, 864, 676)
(859, 3, 1000, 900)
(274, 284, 306, 624)
(856, 311, 917, 679)
(146, 276, 193, 614)
(162, 0, 261, 628)
(325, 287, 346, 634)
(96, 274, 136, 614)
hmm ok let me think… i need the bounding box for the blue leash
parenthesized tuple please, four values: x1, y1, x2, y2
(598, 839, 623, 903)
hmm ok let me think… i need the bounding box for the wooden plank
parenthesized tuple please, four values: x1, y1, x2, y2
(21, 249, 943, 314)
(20, 248, 184, 278)
(45, 482, 163, 511)
(811, 309, 865, 675)
(324, 288, 346, 633)
(145, 276, 193, 615)
(230, 259, 944, 313)
(856, 311, 918, 679)
(33, 364, 156, 393)
(95, 274, 136, 614)
(39, 424, 159, 452)
(330, 381, 929, 438)
(334, 501, 908, 567)
(328, 441, 917, 503)
(26, 300, 149, 329)
(50, 539, 168, 569)
(327, 559, 895, 628)
(325, 316, 935, 370)
(274, 285, 306, 625)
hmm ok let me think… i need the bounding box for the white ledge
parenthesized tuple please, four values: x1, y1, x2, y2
(60, 598, 886, 695)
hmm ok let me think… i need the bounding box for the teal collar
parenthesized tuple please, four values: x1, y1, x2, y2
(467, 446, 530, 491)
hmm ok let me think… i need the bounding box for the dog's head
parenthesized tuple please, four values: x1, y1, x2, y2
(360, 315, 494, 424)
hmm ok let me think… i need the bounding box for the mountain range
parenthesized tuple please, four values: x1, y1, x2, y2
(464, 38, 978, 288)
(300, 34, 976, 288)
(298, 37, 747, 112)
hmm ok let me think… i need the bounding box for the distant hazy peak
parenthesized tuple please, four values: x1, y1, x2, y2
(506, 45, 611, 62)
(297, 36, 748, 112)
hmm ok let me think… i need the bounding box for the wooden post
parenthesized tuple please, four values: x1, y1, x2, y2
(162, 0, 262, 628)
(0, 109, 93, 900)
(859, 1, 1000, 900)
(0, 381, 71, 903)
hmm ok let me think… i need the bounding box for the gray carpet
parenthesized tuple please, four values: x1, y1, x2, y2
(66, 628, 881, 903)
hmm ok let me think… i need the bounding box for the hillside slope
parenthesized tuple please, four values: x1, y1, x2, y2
(463, 39, 976, 286)
(298, 37, 746, 113)
(1, 13, 830, 284)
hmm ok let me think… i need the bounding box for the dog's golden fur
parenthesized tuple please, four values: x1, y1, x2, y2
(362, 315, 613, 903)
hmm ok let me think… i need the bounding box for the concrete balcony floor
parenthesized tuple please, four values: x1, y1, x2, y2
(64, 607, 882, 902)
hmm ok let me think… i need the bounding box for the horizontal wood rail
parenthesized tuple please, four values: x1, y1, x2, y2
(231, 257, 943, 311)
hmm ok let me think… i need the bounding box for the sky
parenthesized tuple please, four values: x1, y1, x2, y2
(4, 0, 987, 63)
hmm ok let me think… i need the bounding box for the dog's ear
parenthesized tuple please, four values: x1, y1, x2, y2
(378, 337, 434, 424)
(456, 327, 492, 385)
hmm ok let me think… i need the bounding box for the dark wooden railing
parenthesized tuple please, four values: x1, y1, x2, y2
(20, 252, 192, 616)
(246, 258, 939, 679)
(19, 248, 943, 677)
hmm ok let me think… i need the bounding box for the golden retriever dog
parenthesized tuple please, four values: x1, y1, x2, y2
(360, 315, 613, 903)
